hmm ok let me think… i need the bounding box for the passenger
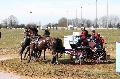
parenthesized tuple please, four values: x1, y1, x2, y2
(91, 29, 99, 42)
(98, 33, 105, 48)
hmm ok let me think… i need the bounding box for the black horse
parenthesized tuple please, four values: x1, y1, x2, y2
(19, 36, 31, 61)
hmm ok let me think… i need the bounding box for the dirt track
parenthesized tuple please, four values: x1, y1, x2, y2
(0, 53, 20, 79)
(0, 48, 38, 79)
(0, 54, 40, 79)
(0, 48, 119, 79)
(0, 49, 51, 79)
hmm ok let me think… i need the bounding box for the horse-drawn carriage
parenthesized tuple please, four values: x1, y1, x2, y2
(64, 32, 107, 64)
(20, 26, 108, 64)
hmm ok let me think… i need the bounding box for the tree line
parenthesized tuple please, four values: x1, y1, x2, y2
(0, 15, 40, 29)
(0, 15, 120, 29)
(58, 16, 120, 28)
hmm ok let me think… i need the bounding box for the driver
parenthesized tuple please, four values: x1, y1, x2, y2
(78, 27, 90, 46)
(43, 29, 50, 37)
(91, 29, 99, 42)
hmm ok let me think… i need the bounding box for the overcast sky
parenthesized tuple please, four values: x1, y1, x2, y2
(0, 0, 119, 25)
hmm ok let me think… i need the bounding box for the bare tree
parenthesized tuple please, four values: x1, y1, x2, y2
(7, 15, 18, 28)
(117, 23, 120, 28)
(0, 24, 2, 29)
(85, 19, 92, 28)
(58, 17, 67, 27)
(98, 15, 119, 28)
(18, 24, 25, 28)
(2, 19, 8, 28)
(109, 16, 119, 28)
(47, 23, 52, 29)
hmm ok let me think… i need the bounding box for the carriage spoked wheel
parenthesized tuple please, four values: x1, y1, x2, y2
(69, 51, 85, 65)
(94, 48, 107, 64)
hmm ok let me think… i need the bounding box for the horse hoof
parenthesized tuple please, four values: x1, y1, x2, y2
(23, 58, 26, 60)
(27, 60, 30, 63)
(50, 62, 55, 64)
(35, 59, 40, 62)
(56, 62, 59, 65)
(59, 56, 62, 58)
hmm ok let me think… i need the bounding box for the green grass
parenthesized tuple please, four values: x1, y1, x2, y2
(0, 29, 73, 48)
(0, 29, 23, 48)
(97, 29, 120, 44)
(1, 28, 120, 48)
(0, 28, 119, 57)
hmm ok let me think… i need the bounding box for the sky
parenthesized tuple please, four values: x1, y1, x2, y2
(0, 0, 120, 25)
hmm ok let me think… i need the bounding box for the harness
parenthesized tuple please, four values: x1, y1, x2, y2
(30, 36, 39, 44)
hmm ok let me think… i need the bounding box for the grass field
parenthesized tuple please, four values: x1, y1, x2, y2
(0, 28, 120, 79)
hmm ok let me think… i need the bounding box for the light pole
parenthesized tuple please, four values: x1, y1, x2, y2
(81, 6, 82, 24)
(107, 0, 109, 28)
(96, 0, 98, 27)
(30, 11, 32, 24)
(76, 9, 78, 27)
(80, 0, 83, 27)
(66, 10, 69, 27)
(30, 11, 32, 14)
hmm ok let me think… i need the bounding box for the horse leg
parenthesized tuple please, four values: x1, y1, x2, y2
(28, 48, 32, 63)
(51, 50, 56, 64)
(20, 37, 30, 61)
(26, 50, 30, 59)
(19, 45, 26, 61)
(28, 44, 34, 63)
(20, 54, 22, 62)
(56, 52, 59, 64)
(23, 46, 30, 59)
(51, 55, 56, 64)
(37, 50, 41, 59)
(27, 49, 31, 63)
(60, 47, 65, 58)
(34, 49, 41, 60)
(43, 49, 46, 60)
(59, 53, 62, 58)
(51, 51, 58, 64)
